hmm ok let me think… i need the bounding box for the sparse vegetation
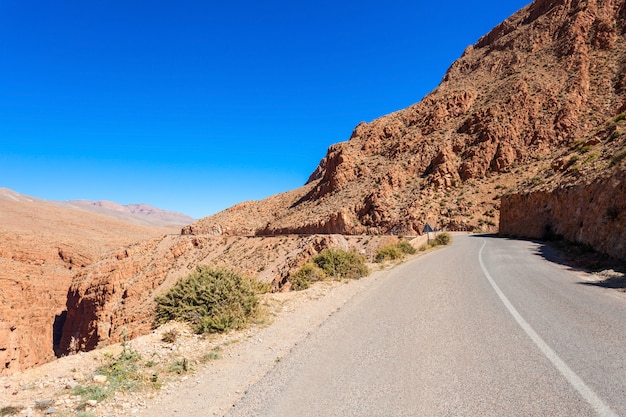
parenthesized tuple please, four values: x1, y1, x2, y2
(567, 154, 580, 167)
(169, 358, 192, 374)
(288, 248, 369, 291)
(375, 241, 416, 262)
(72, 384, 109, 402)
(289, 262, 326, 291)
(313, 249, 369, 280)
(0, 406, 24, 416)
(478, 218, 497, 227)
(419, 232, 452, 251)
(433, 232, 451, 246)
(375, 245, 403, 262)
(612, 146, 626, 165)
(201, 346, 222, 363)
(71, 340, 144, 409)
(155, 267, 265, 334)
(96, 342, 142, 392)
(583, 152, 599, 164)
(161, 329, 179, 343)
(613, 112, 626, 123)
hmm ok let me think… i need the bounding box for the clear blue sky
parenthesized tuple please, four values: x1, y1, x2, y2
(0, 0, 530, 219)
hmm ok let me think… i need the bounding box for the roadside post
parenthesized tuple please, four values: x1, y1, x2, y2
(423, 223, 434, 245)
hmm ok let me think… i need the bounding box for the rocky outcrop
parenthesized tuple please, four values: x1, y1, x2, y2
(0, 191, 177, 375)
(58, 234, 399, 353)
(500, 112, 626, 260)
(500, 169, 626, 260)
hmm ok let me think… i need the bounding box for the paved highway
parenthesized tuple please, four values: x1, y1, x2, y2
(227, 234, 626, 416)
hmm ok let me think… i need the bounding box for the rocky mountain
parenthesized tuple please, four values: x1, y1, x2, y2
(37, 0, 626, 368)
(184, 0, 626, 237)
(63, 200, 195, 227)
(0, 189, 180, 375)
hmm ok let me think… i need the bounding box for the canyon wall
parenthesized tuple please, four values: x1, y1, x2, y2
(500, 168, 626, 260)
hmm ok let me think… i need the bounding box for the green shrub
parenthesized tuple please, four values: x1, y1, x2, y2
(161, 329, 178, 343)
(289, 262, 326, 291)
(169, 358, 192, 374)
(375, 245, 403, 262)
(155, 267, 261, 334)
(375, 241, 416, 262)
(396, 241, 417, 255)
(313, 249, 369, 280)
(72, 384, 110, 402)
(433, 233, 451, 246)
(288, 249, 369, 291)
(97, 343, 142, 392)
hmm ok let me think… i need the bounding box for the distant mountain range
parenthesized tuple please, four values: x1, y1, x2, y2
(0, 188, 195, 227)
(63, 200, 195, 227)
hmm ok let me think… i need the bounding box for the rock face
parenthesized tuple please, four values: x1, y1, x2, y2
(185, 0, 626, 236)
(58, 234, 400, 353)
(501, 171, 626, 260)
(501, 114, 626, 260)
(0, 189, 178, 375)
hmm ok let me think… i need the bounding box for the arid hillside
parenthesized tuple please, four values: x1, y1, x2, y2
(0, 189, 180, 375)
(185, 0, 626, 237)
(58, 234, 402, 355)
(42, 0, 626, 367)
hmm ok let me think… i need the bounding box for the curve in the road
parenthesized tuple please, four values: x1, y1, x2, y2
(478, 240, 619, 417)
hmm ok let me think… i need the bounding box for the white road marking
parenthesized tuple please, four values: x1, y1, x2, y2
(478, 241, 618, 417)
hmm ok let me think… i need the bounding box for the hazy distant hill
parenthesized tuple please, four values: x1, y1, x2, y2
(64, 200, 195, 227)
(0, 188, 195, 227)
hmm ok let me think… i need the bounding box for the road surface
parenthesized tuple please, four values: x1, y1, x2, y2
(227, 234, 626, 416)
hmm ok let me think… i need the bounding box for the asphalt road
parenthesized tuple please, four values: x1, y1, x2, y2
(227, 234, 626, 417)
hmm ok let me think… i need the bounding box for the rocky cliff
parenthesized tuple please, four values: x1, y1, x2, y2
(58, 234, 400, 354)
(0, 190, 178, 375)
(501, 113, 626, 260)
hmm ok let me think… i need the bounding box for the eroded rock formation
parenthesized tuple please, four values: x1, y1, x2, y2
(186, 0, 626, 236)
(58, 234, 400, 353)
(0, 191, 179, 375)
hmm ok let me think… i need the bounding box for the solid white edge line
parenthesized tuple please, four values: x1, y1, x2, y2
(478, 240, 618, 417)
